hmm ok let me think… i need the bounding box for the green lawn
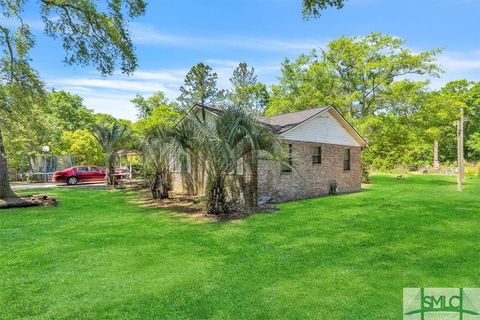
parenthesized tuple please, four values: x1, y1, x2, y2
(1, 175, 479, 319)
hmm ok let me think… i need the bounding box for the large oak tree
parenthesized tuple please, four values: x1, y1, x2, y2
(0, 0, 146, 203)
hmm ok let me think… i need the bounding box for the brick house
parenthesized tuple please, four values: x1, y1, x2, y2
(171, 105, 368, 202)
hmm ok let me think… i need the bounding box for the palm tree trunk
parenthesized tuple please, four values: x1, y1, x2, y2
(191, 157, 199, 195)
(251, 153, 258, 208)
(107, 160, 116, 188)
(151, 170, 169, 199)
(206, 176, 229, 215)
(0, 127, 19, 200)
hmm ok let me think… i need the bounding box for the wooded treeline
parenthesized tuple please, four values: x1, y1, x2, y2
(4, 32, 480, 176)
(266, 33, 480, 171)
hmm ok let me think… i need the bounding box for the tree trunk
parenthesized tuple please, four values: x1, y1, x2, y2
(0, 127, 19, 200)
(206, 176, 229, 215)
(199, 158, 206, 196)
(150, 171, 169, 199)
(107, 160, 116, 188)
(457, 108, 464, 192)
(433, 140, 440, 170)
(191, 157, 199, 195)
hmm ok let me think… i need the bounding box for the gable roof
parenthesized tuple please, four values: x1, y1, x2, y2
(176, 104, 368, 147)
(261, 106, 368, 147)
(259, 107, 329, 134)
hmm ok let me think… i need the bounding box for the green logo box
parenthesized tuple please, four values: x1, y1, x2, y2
(404, 288, 480, 320)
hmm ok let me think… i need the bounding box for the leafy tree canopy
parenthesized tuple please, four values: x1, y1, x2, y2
(1, 0, 146, 77)
(178, 63, 219, 110)
(266, 33, 441, 118)
(57, 129, 105, 165)
(0, 0, 146, 200)
(131, 91, 181, 130)
(47, 90, 95, 132)
(229, 63, 269, 114)
(302, 0, 345, 19)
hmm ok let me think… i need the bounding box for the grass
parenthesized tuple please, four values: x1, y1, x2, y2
(1, 174, 479, 319)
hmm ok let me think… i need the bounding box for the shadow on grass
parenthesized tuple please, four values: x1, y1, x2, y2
(372, 174, 458, 186)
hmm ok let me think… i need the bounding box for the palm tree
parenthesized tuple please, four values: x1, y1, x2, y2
(92, 120, 131, 187)
(138, 125, 173, 199)
(176, 105, 284, 214)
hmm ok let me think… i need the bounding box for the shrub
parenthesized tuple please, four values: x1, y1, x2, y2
(361, 165, 371, 184)
(465, 162, 480, 177)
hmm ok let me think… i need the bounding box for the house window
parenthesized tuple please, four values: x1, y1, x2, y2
(343, 149, 351, 171)
(281, 144, 293, 173)
(312, 146, 321, 164)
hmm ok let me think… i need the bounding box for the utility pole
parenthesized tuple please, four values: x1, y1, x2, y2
(457, 107, 464, 192)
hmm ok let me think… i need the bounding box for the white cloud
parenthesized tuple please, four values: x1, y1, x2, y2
(130, 23, 326, 52)
(44, 61, 280, 120)
(438, 51, 480, 71)
(45, 68, 188, 120)
(46, 46, 480, 120)
(426, 50, 480, 89)
(83, 94, 138, 120)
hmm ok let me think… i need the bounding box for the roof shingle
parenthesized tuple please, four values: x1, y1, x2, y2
(259, 107, 329, 133)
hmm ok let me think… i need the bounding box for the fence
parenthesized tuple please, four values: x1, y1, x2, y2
(13, 155, 75, 182)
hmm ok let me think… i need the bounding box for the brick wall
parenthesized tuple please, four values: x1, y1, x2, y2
(257, 140, 362, 202)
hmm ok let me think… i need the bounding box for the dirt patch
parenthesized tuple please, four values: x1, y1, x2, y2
(132, 190, 204, 216)
(132, 189, 279, 221)
(0, 195, 57, 209)
(204, 206, 279, 221)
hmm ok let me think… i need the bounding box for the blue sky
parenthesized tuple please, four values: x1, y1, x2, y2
(23, 0, 480, 120)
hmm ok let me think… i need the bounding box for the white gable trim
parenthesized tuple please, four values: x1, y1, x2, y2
(279, 107, 368, 147)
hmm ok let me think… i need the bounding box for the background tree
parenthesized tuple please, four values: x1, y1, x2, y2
(322, 33, 440, 117)
(355, 80, 432, 170)
(2, 94, 52, 181)
(358, 114, 430, 171)
(229, 63, 269, 114)
(47, 91, 95, 132)
(178, 63, 219, 110)
(267, 53, 342, 115)
(466, 82, 480, 160)
(131, 91, 176, 119)
(416, 90, 457, 168)
(0, 0, 146, 203)
(132, 91, 181, 129)
(95, 113, 118, 124)
(57, 130, 105, 165)
(466, 132, 480, 157)
(265, 33, 448, 171)
(267, 33, 441, 118)
(442, 81, 480, 162)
